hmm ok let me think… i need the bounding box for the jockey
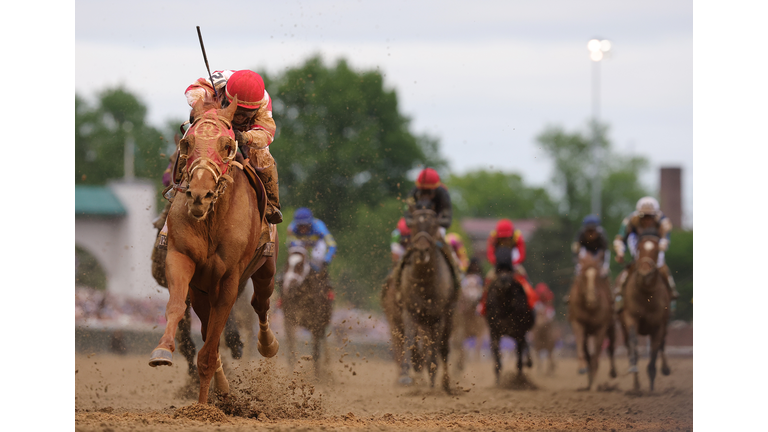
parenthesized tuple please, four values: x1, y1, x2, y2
(390, 217, 411, 265)
(482, 219, 538, 311)
(286, 207, 337, 280)
(394, 167, 462, 291)
(445, 232, 470, 274)
(486, 219, 527, 279)
(571, 214, 611, 277)
(613, 196, 680, 311)
(182, 69, 283, 224)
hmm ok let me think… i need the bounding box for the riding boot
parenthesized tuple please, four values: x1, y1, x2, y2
(255, 162, 283, 224)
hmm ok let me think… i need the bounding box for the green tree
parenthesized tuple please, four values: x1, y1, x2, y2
(665, 230, 693, 321)
(262, 55, 447, 308)
(445, 170, 557, 219)
(75, 87, 174, 193)
(264, 55, 445, 229)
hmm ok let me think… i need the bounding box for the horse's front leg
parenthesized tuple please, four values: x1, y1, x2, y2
(647, 326, 667, 391)
(571, 320, 588, 376)
(250, 255, 279, 358)
(150, 251, 194, 367)
(588, 327, 608, 390)
(606, 318, 617, 378)
(623, 315, 641, 391)
(489, 332, 502, 386)
(438, 316, 453, 393)
(192, 277, 239, 404)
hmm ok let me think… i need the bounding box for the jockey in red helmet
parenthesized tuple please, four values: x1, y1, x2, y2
(182, 69, 283, 224)
(390, 217, 412, 265)
(480, 218, 538, 311)
(392, 167, 463, 292)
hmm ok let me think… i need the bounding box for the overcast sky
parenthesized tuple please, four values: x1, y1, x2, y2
(76, 0, 693, 227)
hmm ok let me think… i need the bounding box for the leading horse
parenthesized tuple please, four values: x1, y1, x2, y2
(619, 233, 671, 391)
(389, 207, 457, 391)
(148, 97, 280, 404)
(567, 250, 616, 390)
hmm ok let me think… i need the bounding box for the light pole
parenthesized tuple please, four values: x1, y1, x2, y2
(587, 38, 610, 216)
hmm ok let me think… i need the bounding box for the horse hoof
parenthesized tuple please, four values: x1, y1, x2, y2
(610, 369, 617, 379)
(397, 375, 413, 386)
(149, 348, 173, 367)
(661, 366, 671, 376)
(578, 367, 587, 375)
(258, 337, 279, 358)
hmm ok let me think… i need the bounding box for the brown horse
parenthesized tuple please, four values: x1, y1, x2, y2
(531, 304, 558, 375)
(280, 245, 334, 376)
(619, 234, 671, 391)
(148, 97, 280, 404)
(390, 208, 457, 391)
(567, 250, 617, 390)
(151, 199, 250, 391)
(450, 271, 487, 372)
(484, 247, 535, 385)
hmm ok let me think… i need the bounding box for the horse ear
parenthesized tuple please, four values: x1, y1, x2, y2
(190, 98, 205, 121)
(221, 95, 238, 121)
(179, 135, 194, 156)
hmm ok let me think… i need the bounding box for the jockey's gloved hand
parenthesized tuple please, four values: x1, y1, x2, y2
(659, 238, 669, 251)
(234, 130, 247, 146)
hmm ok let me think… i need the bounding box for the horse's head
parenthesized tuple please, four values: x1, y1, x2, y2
(576, 250, 605, 306)
(407, 208, 439, 261)
(177, 97, 240, 220)
(636, 234, 660, 277)
(282, 246, 310, 295)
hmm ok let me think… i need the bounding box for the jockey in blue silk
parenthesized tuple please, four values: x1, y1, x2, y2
(286, 207, 337, 274)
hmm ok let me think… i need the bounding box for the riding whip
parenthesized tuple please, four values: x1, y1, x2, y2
(196, 26, 218, 100)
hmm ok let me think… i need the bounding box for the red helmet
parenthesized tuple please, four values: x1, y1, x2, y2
(397, 217, 411, 236)
(496, 219, 514, 238)
(535, 283, 554, 303)
(225, 70, 265, 109)
(415, 168, 441, 189)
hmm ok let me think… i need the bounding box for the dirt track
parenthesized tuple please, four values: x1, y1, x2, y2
(75, 344, 692, 431)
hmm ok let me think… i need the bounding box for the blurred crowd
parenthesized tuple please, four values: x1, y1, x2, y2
(75, 286, 168, 329)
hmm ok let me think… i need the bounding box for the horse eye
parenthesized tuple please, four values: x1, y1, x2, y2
(205, 192, 214, 199)
(185, 191, 192, 198)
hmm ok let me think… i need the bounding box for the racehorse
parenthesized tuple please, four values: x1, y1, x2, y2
(567, 250, 616, 390)
(390, 207, 457, 391)
(450, 270, 487, 372)
(484, 246, 535, 385)
(619, 233, 671, 391)
(148, 97, 280, 404)
(280, 245, 334, 376)
(151, 198, 249, 391)
(530, 285, 558, 375)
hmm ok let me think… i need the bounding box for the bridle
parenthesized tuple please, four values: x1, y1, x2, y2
(165, 109, 243, 210)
